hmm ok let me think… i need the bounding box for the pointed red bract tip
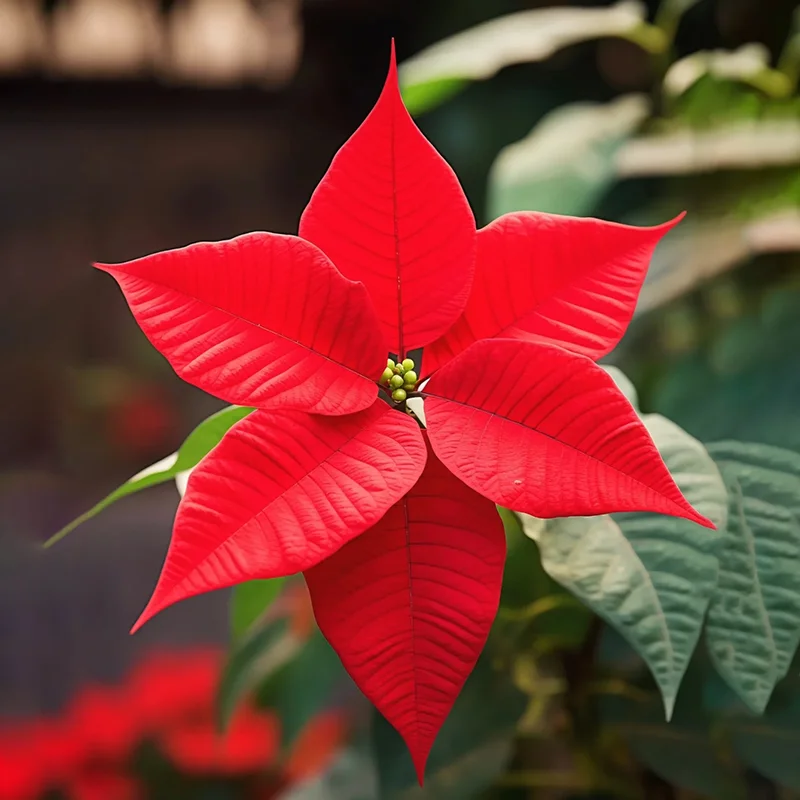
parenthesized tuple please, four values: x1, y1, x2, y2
(130, 602, 156, 634)
(413, 753, 429, 787)
(650, 211, 686, 233)
(384, 39, 399, 97)
(687, 509, 716, 531)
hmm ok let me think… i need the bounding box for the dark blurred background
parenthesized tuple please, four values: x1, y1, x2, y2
(0, 0, 797, 749)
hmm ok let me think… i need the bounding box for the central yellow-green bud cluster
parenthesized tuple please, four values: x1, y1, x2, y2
(380, 358, 418, 403)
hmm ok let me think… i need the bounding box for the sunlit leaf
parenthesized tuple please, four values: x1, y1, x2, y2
(399, 1, 653, 116)
(705, 442, 800, 712)
(44, 404, 252, 547)
(400, 77, 466, 117)
(617, 119, 800, 178)
(487, 95, 650, 219)
(664, 44, 793, 99)
(634, 210, 800, 315)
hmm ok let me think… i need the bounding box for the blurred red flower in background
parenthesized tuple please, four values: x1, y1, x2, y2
(0, 641, 349, 800)
(162, 705, 280, 776)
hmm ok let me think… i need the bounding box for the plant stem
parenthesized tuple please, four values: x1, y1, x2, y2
(497, 593, 583, 623)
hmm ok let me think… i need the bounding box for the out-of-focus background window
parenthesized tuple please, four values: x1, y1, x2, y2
(1, 1, 798, 798)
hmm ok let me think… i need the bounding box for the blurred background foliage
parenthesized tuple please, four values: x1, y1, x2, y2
(2, 0, 800, 798)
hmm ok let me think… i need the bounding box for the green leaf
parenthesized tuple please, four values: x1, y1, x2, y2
(373, 651, 525, 799)
(279, 747, 378, 800)
(602, 364, 640, 409)
(705, 442, 800, 712)
(256, 629, 345, 750)
(521, 413, 726, 717)
(728, 676, 800, 790)
(664, 44, 793, 99)
(617, 120, 800, 180)
(399, 1, 652, 116)
(599, 662, 744, 799)
(400, 77, 467, 117)
(45, 405, 253, 547)
(729, 722, 800, 790)
(527, 514, 684, 714)
(487, 95, 650, 219)
(216, 615, 299, 731)
(614, 413, 727, 688)
(230, 579, 286, 641)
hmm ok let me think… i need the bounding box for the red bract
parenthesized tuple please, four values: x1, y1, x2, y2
(99, 42, 713, 781)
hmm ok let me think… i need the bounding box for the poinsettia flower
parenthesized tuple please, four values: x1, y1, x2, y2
(96, 42, 713, 781)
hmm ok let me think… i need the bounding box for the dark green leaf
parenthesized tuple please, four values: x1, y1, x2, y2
(705, 442, 800, 712)
(45, 405, 253, 547)
(373, 651, 525, 799)
(522, 414, 726, 718)
(599, 661, 744, 800)
(257, 629, 346, 749)
(216, 616, 296, 731)
(728, 675, 800, 789)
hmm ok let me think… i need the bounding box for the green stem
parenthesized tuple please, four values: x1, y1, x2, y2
(777, 9, 800, 91)
(584, 678, 653, 704)
(497, 770, 594, 789)
(497, 593, 583, 623)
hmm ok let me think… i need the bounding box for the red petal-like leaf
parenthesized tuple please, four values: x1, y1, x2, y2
(304, 438, 505, 783)
(424, 338, 713, 526)
(96, 232, 386, 415)
(299, 43, 476, 356)
(423, 212, 682, 375)
(132, 402, 426, 632)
